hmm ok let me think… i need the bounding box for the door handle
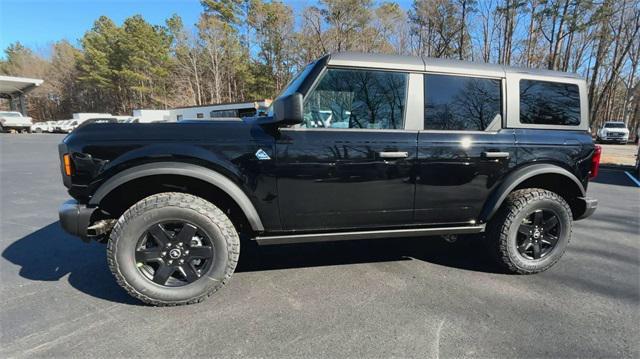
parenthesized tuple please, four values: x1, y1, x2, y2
(378, 151, 409, 159)
(482, 151, 510, 159)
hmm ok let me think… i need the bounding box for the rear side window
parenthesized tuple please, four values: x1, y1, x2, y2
(519, 80, 580, 126)
(424, 74, 502, 131)
(302, 68, 407, 129)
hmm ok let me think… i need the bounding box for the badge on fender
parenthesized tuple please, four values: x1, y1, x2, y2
(255, 149, 271, 160)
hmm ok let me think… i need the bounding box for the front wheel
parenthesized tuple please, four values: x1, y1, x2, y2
(487, 189, 572, 274)
(107, 192, 240, 306)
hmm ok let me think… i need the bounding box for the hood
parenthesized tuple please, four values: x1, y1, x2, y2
(65, 119, 256, 144)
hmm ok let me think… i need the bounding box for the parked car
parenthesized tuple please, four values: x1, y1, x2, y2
(59, 120, 80, 133)
(0, 111, 32, 133)
(57, 52, 599, 306)
(75, 117, 119, 130)
(54, 120, 70, 133)
(31, 121, 54, 133)
(596, 121, 629, 144)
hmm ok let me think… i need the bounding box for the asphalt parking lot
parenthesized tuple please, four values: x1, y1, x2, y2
(1, 134, 639, 358)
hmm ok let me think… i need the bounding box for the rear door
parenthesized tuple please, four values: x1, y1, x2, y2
(415, 73, 516, 225)
(276, 68, 420, 231)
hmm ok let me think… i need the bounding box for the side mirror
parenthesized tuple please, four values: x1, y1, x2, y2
(273, 92, 303, 125)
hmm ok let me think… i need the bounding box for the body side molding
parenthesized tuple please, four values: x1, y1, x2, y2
(479, 163, 586, 223)
(88, 162, 264, 231)
(255, 225, 485, 245)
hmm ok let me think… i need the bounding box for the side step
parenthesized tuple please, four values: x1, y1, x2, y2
(255, 225, 485, 245)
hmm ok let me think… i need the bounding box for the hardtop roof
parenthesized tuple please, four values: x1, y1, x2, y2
(327, 52, 583, 79)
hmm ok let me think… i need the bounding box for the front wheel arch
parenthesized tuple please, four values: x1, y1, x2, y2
(91, 162, 264, 233)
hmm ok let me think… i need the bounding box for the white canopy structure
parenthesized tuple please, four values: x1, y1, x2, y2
(0, 75, 44, 115)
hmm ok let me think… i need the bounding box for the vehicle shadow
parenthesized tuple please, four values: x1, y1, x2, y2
(2, 222, 502, 305)
(1, 222, 140, 305)
(236, 235, 501, 274)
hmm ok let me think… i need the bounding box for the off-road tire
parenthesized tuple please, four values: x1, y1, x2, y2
(107, 192, 240, 306)
(487, 188, 572, 274)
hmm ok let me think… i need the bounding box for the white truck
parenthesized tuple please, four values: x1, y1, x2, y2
(0, 111, 33, 133)
(596, 121, 630, 144)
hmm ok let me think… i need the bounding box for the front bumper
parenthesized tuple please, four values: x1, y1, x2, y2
(58, 200, 97, 241)
(576, 197, 598, 220)
(600, 135, 629, 142)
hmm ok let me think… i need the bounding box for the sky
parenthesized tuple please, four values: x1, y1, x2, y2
(0, 0, 413, 59)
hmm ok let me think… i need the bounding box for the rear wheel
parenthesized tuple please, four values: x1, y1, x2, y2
(487, 188, 572, 274)
(107, 192, 240, 306)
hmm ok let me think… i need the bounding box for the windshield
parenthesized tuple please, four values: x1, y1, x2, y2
(604, 123, 626, 128)
(267, 62, 316, 116)
(0, 111, 21, 117)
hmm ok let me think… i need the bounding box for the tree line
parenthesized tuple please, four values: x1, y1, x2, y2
(1, 0, 638, 131)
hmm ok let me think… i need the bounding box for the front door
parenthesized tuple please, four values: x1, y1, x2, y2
(275, 67, 417, 231)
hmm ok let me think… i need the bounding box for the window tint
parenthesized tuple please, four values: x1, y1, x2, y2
(176, 115, 183, 121)
(302, 68, 407, 129)
(424, 74, 502, 131)
(520, 80, 580, 126)
(196, 113, 204, 119)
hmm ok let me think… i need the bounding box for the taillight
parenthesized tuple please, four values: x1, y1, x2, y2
(589, 145, 602, 179)
(63, 153, 73, 176)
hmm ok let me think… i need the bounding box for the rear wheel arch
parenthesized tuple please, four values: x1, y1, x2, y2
(90, 162, 264, 233)
(480, 164, 586, 222)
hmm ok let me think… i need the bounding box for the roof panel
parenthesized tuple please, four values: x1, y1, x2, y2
(326, 52, 583, 79)
(328, 52, 424, 71)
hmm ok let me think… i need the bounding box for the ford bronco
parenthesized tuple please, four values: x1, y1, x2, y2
(58, 53, 599, 306)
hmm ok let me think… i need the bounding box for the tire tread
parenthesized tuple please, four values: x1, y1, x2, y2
(488, 188, 572, 274)
(107, 192, 239, 306)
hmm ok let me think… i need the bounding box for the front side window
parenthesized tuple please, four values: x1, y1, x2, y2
(424, 74, 502, 131)
(302, 68, 407, 129)
(520, 80, 580, 126)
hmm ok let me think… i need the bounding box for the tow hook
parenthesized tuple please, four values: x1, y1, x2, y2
(87, 219, 117, 238)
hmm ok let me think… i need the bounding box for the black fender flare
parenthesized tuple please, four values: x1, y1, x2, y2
(88, 162, 264, 231)
(479, 163, 586, 223)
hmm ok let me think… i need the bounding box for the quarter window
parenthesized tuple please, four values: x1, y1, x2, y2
(519, 80, 580, 126)
(302, 68, 407, 129)
(424, 74, 502, 131)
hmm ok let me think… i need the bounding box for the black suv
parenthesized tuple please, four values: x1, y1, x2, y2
(58, 53, 599, 306)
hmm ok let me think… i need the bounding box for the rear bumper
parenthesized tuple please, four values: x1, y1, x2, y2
(58, 200, 96, 241)
(576, 196, 598, 220)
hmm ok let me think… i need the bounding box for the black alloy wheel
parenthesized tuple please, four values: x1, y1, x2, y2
(487, 188, 572, 274)
(108, 192, 239, 306)
(516, 209, 561, 260)
(136, 221, 215, 287)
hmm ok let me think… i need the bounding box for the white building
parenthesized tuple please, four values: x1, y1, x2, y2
(132, 99, 272, 123)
